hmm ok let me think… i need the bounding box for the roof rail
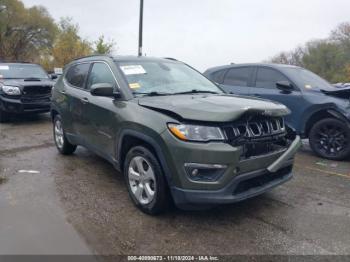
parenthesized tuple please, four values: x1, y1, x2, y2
(72, 54, 113, 61)
(163, 57, 178, 61)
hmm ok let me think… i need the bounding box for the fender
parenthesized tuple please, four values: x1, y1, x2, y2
(327, 109, 350, 128)
(50, 103, 62, 121)
(300, 107, 350, 136)
(116, 129, 174, 187)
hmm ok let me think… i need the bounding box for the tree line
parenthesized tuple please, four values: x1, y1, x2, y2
(0, 0, 116, 70)
(269, 22, 350, 83)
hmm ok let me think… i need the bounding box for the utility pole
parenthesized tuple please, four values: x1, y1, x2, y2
(138, 0, 144, 56)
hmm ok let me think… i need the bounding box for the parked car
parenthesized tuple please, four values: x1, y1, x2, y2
(204, 64, 350, 160)
(334, 83, 350, 88)
(0, 62, 55, 122)
(51, 55, 301, 214)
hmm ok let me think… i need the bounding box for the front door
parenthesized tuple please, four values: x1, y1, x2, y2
(251, 66, 306, 131)
(84, 62, 119, 157)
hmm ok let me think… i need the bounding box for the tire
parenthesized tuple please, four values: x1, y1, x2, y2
(0, 109, 10, 123)
(309, 118, 350, 160)
(124, 146, 170, 215)
(53, 115, 77, 155)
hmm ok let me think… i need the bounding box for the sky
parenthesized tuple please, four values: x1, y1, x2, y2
(22, 0, 350, 71)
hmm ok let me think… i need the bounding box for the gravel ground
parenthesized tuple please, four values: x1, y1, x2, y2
(0, 114, 350, 256)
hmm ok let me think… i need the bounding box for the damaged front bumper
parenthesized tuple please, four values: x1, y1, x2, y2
(170, 136, 301, 208)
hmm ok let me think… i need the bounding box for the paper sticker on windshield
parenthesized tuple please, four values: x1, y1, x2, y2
(129, 83, 141, 89)
(120, 65, 146, 75)
(0, 66, 9, 70)
(305, 84, 312, 89)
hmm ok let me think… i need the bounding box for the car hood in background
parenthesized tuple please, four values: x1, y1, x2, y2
(138, 94, 290, 122)
(0, 79, 54, 90)
(322, 87, 350, 99)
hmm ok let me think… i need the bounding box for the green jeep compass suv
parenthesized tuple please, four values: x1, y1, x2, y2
(51, 55, 301, 214)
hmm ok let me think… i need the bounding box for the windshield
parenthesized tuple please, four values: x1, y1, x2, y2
(116, 60, 222, 95)
(283, 67, 336, 91)
(0, 64, 49, 79)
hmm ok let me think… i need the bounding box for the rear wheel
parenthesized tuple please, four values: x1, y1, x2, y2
(53, 115, 77, 155)
(124, 146, 170, 215)
(309, 118, 350, 160)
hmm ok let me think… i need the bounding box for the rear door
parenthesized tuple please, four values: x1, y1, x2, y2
(251, 66, 306, 130)
(64, 63, 91, 141)
(220, 67, 254, 95)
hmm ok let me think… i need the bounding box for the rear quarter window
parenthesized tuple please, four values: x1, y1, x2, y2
(209, 69, 227, 84)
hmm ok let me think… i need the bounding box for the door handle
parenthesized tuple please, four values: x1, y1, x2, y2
(59, 90, 66, 94)
(80, 97, 89, 104)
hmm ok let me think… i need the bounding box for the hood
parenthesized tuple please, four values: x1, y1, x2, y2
(322, 87, 350, 99)
(138, 94, 290, 122)
(0, 78, 54, 90)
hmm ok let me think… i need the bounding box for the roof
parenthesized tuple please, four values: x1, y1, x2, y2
(71, 54, 181, 64)
(205, 63, 301, 73)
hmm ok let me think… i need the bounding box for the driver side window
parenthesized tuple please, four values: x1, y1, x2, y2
(87, 62, 116, 90)
(256, 68, 289, 89)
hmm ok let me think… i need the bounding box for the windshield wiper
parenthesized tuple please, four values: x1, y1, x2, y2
(23, 77, 42, 81)
(133, 91, 172, 97)
(172, 89, 220, 95)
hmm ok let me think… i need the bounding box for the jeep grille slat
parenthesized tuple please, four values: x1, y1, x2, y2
(223, 116, 288, 160)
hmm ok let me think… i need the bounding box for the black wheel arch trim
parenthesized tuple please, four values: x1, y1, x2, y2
(301, 107, 350, 137)
(327, 109, 350, 127)
(116, 129, 174, 187)
(50, 103, 62, 121)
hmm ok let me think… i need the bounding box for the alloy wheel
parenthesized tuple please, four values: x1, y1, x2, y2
(54, 119, 64, 149)
(128, 156, 156, 205)
(314, 123, 348, 157)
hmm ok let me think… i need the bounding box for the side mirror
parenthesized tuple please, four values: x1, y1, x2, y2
(276, 81, 294, 93)
(50, 74, 58, 80)
(90, 83, 115, 96)
(90, 83, 119, 97)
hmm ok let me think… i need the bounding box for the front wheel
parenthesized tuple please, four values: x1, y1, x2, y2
(124, 146, 170, 215)
(309, 118, 350, 160)
(53, 115, 77, 155)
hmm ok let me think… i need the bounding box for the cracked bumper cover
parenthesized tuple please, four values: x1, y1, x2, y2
(171, 136, 301, 207)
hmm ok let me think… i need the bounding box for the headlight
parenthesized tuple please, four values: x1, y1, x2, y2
(168, 123, 225, 142)
(1, 85, 21, 95)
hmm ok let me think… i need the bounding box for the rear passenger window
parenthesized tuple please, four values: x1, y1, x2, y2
(223, 67, 251, 86)
(87, 63, 116, 90)
(256, 68, 289, 89)
(65, 63, 90, 88)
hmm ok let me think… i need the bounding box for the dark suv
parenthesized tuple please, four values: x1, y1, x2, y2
(0, 62, 55, 122)
(51, 55, 301, 214)
(205, 64, 350, 160)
